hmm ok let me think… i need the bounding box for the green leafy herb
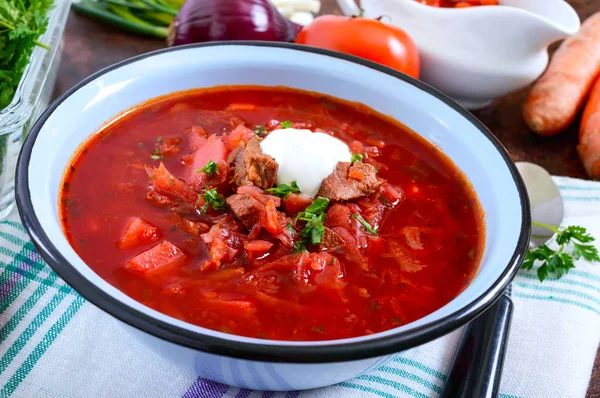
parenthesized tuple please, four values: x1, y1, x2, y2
(281, 120, 292, 129)
(150, 154, 162, 160)
(266, 181, 301, 198)
(523, 222, 600, 282)
(196, 160, 219, 175)
(292, 241, 307, 254)
(350, 153, 364, 165)
(295, 197, 330, 246)
(351, 213, 378, 236)
(254, 125, 267, 137)
(137, 142, 145, 148)
(286, 223, 296, 236)
(299, 197, 330, 217)
(311, 326, 324, 333)
(199, 188, 227, 213)
(156, 135, 163, 142)
(0, 0, 54, 110)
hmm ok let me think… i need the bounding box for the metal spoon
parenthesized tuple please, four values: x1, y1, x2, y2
(441, 162, 564, 398)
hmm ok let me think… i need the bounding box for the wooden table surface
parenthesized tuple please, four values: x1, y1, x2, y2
(53, 0, 600, 396)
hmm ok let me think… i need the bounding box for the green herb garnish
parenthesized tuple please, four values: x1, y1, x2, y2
(295, 197, 330, 245)
(254, 125, 267, 137)
(281, 120, 292, 129)
(523, 222, 600, 282)
(156, 135, 163, 142)
(350, 153, 364, 165)
(196, 160, 219, 175)
(266, 181, 300, 198)
(199, 188, 227, 213)
(292, 241, 307, 254)
(286, 223, 296, 236)
(0, 0, 54, 110)
(351, 213, 378, 236)
(150, 154, 162, 160)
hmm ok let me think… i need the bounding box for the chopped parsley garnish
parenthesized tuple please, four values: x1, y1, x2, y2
(137, 142, 145, 148)
(292, 241, 308, 253)
(266, 181, 301, 198)
(254, 125, 267, 137)
(196, 160, 219, 175)
(286, 223, 296, 236)
(156, 136, 163, 142)
(199, 188, 227, 213)
(352, 213, 378, 235)
(350, 153, 364, 165)
(150, 154, 162, 160)
(523, 222, 600, 282)
(295, 197, 330, 245)
(281, 120, 292, 129)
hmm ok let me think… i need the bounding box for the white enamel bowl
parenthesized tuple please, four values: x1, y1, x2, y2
(16, 42, 530, 391)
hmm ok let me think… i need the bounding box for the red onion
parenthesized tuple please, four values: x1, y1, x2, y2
(168, 0, 302, 46)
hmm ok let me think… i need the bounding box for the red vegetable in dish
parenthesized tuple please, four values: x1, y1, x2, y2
(295, 15, 420, 79)
(60, 86, 484, 341)
(167, 0, 301, 46)
(417, 0, 498, 7)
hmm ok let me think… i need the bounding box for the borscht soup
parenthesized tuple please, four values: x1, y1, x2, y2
(60, 86, 485, 341)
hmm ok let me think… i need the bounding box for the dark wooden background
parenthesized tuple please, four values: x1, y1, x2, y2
(52, 0, 600, 395)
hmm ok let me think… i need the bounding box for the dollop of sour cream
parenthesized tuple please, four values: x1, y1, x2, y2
(260, 128, 352, 197)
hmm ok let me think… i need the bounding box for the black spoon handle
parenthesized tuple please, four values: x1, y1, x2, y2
(440, 294, 513, 398)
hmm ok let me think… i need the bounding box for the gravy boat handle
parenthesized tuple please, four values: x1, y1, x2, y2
(337, 0, 361, 16)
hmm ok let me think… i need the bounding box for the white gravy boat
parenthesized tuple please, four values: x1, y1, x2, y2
(337, 0, 580, 109)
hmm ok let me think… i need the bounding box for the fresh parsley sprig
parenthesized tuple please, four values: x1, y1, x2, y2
(294, 197, 330, 247)
(266, 181, 301, 198)
(352, 213, 378, 236)
(196, 160, 219, 175)
(350, 153, 364, 165)
(198, 188, 227, 214)
(523, 221, 600, 282)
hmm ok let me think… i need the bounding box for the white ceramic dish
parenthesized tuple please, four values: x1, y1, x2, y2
(16, 42, 530, 391)
(337, 0, 580, 109)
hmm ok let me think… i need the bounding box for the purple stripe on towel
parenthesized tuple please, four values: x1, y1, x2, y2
(0, 253, 36, 301)
(235, 389, 252, 398)
(284, 392, 300, 398)
(261, 392, 275, 398)
(0, 271, 20, 301)
(183, 378, 229, 398)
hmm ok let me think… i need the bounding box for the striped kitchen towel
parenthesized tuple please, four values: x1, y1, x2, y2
(1, 176, 599, 398)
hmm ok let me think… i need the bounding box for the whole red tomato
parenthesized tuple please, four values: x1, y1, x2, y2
(295, 15, 420, 79)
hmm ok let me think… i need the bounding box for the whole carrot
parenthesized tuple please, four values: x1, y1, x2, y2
(524, 12, 600, 136)
(579, 77, 600, 179)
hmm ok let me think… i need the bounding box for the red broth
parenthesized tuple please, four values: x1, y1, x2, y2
(60, 86, 485, 341)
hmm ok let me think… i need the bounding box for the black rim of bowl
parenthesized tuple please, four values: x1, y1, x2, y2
(16, 41, 531, 364)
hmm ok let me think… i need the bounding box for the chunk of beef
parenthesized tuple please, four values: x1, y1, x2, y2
(317, 161, 382, 201)
(230, 137, 278, 189)
(226, 193, 262, 228)
(226, 187, 294, 248)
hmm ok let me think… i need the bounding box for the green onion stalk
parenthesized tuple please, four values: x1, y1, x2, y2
(71, 0, 185, 39)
